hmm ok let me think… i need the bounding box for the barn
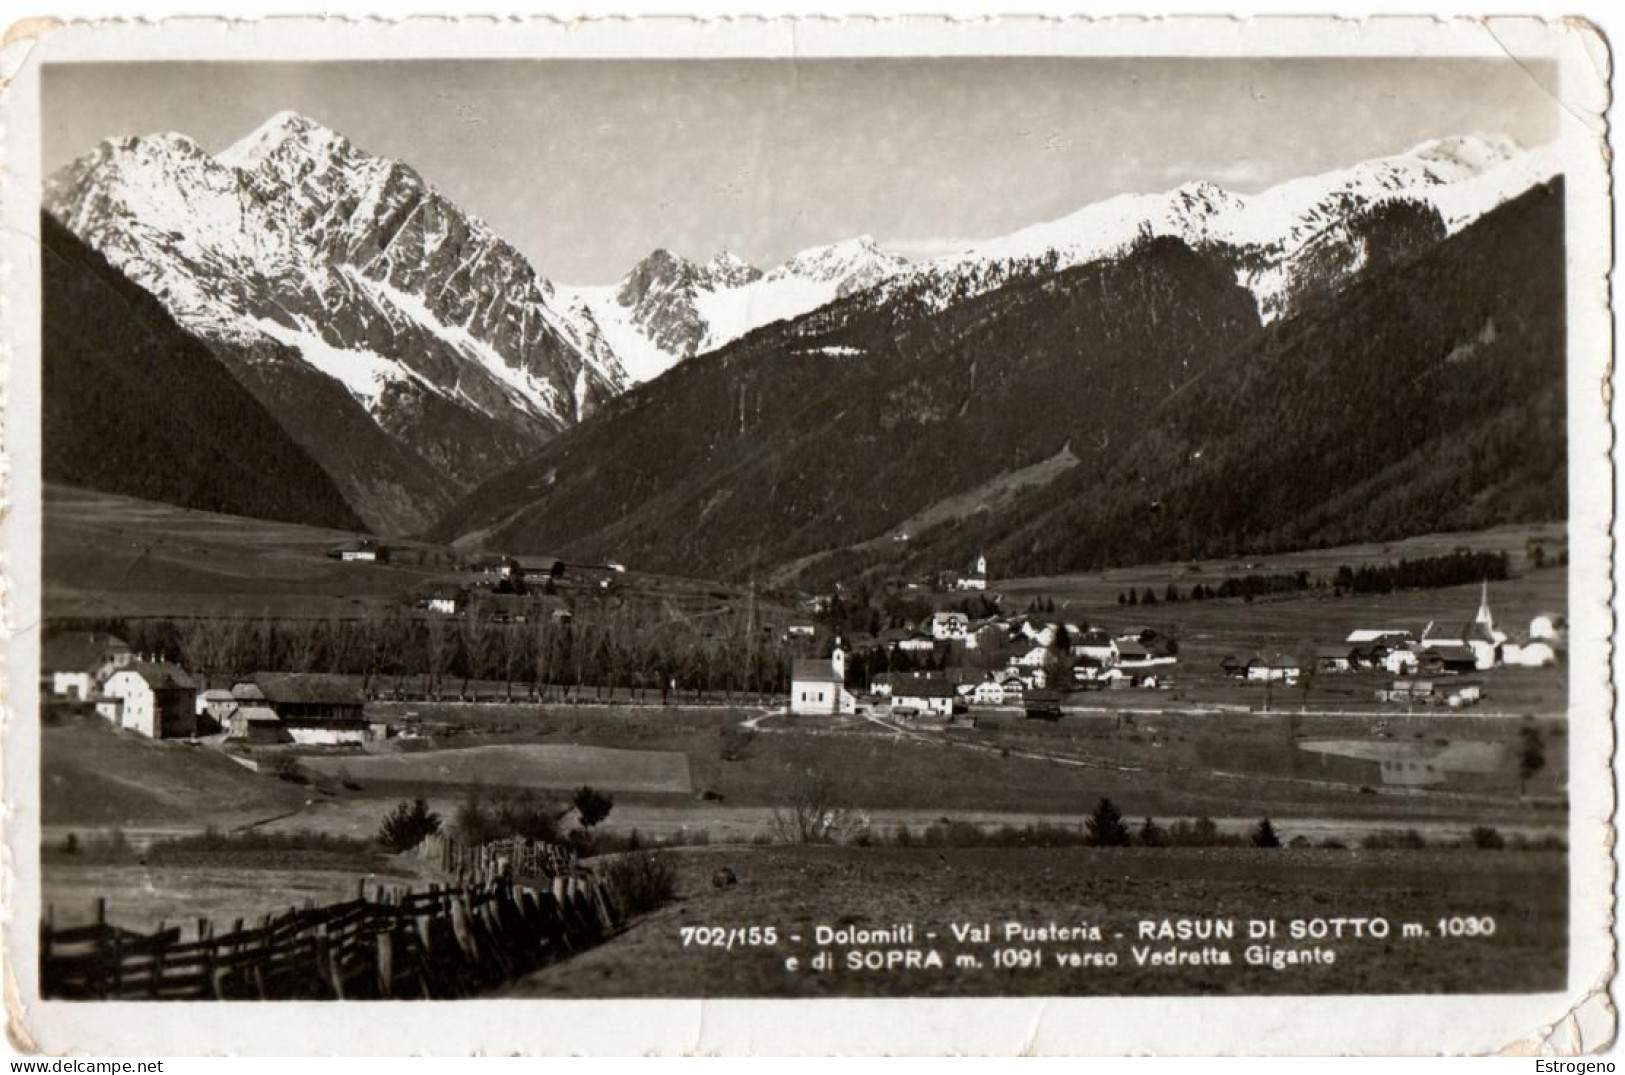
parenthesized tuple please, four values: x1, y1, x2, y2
(231, 673, 368, 745)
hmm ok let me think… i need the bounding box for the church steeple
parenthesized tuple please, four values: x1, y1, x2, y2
(1475, 581, 1494, 631)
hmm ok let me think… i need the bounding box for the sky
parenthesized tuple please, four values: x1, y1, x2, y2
(43, 58, 1560, 283)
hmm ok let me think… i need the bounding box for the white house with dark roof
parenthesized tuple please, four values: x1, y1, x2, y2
(41, 631, 133, 701)
(892, 678, 960, 718)
(100, 661, 198, 739)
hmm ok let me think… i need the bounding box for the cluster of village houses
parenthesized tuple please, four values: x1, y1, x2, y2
(788, 607, 1183, 718)
(41, 632, 374, 744)
(44, 543, 1565, 738)
(789, 581, 1565, 719)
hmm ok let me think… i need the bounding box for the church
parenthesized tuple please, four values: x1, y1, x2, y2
(955, 552, 990, 592)
(789, 639, 858, 716)
(1421, 583, 1508, 671)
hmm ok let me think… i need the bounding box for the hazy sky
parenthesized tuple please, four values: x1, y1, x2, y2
(43, 58, 1560, 283)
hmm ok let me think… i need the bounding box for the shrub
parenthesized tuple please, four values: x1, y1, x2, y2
(456, 788, 563, 845)
(377, 797, 443, 852)
(1252, 818, 1282, 849)
(1137, 817, 1166, 848)
(272, 754, 308, 785)
(1359, 829, 1428, 851)
(719, 725, 755, 762)
(1086, 797, 1131, 847)
(771, 768, 862, 844)
(573, 786, 615, 828)
(1167, 816, 1227, 847)
(604, 851, 678, 916)
(1470, 825, 1506, 851)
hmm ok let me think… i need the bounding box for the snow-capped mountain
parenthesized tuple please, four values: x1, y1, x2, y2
(561, 134, 1559, 381)
(559, 235, 912, 382)
(48, 111, 627, 426)
(45, 111, 631, 533)
(884, 133, 1563, 323)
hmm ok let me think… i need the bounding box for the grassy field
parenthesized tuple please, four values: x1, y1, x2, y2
(41, 716, 310, 827)
(42, 858, 428, 932)
(41, 484, 795, 625)
(507, 844, 1567, 996)
(300, 743, 694, 794)
(42, 484, 452, 620)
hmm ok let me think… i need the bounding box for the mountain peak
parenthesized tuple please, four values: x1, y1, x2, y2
(1400, 133, 1524, 174)
(704, 249, 762, 286)
(217, 110, 349, 171)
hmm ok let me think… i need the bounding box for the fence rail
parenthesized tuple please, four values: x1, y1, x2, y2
(42, 852, 622, 1000)
(412, 832, 579, 886)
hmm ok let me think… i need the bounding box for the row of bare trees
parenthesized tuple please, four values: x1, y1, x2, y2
(59, 602, 802, 703)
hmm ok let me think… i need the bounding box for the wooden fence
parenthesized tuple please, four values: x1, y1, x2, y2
(413, 832, 578, 885)
(42, 866, 621, 1000)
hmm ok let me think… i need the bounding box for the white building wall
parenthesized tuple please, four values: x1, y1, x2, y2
(52, 672, 93, 700)
(287, 727, 367, 746)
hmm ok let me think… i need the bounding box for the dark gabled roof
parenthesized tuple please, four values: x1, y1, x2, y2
(1249, 652, 1300, 669)
(1117, 641, 1152, 660)
(41, 632, 131, 673)
(790, 658, 842, 684)
(234, 673, 364, 706)
(117, 661, 196, 691)
(1317, 645, 1355, 659)
(893, 679, 959, 700)
(1424, 642, 1478, 663)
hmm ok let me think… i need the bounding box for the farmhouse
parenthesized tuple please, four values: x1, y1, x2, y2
(1246, 653, 1301, 684)
(1345, 629, 1414, 646)
(1383, 645, 1421, 675)
(1071, 629, 1119, 666)
(195, 688, 238, 731)
(1503, 639, 1559, 668)
(789, 651, 856, 716)
(930, 611, 970, 641)
(968, 671, 1025, 705)
(1315, 645, 1354, 673)
(41, 631, 133, 700)
(100, 661, 198, 739)
(331, 538, 390, 563)
(228, 705, 285, 744)
(418, 584, 469, 615)
(1421, 643, 1480, 675)
(231, 673, 368, 744)
(964, 620, 1009, 651)
(891, 678, 959, 719)
(895, 634, 936, 655)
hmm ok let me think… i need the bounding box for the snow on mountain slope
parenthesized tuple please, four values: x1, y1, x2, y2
(558, 235, 913, 382)
(891, 133, 1560, 323)
(45, 112, 627, 433)
(565, 134, 1559, 382)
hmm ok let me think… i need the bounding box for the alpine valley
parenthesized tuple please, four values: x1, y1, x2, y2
(44, 113, 1565, 578)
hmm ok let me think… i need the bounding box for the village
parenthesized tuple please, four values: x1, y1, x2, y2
(41, 541, 1569, 750)
(33, 517, 1574, 1004)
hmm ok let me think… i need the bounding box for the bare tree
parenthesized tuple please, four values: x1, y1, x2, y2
(770, 768, 864, 844)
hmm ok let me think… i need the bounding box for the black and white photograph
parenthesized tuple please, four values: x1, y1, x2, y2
(1, 13, 1613, 1057)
